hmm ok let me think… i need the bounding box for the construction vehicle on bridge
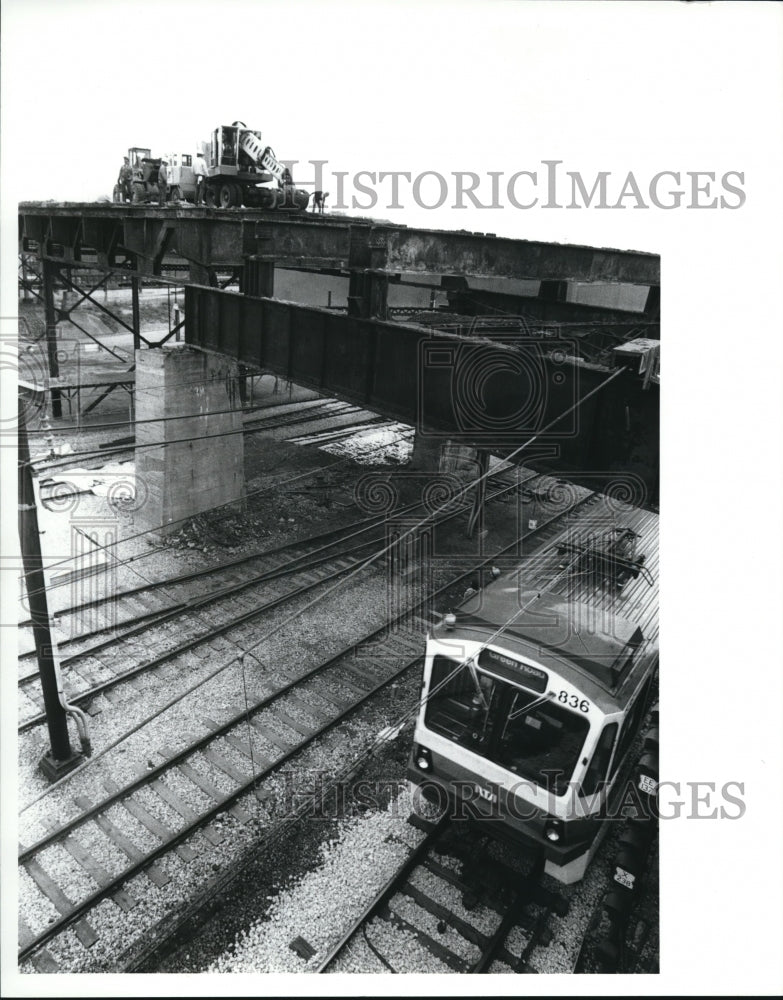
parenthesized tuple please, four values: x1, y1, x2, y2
(116, 123, 310, 210)
(202, 121, 310, 210)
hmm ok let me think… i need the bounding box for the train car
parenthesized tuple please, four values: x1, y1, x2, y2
(407, 493, 658, 883)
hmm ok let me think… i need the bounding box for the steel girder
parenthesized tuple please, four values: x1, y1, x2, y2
(19, 205, 660, 287)
(185, 286, 659, 500)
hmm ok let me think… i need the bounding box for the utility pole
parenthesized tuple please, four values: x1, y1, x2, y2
(18, 393, 85, 778)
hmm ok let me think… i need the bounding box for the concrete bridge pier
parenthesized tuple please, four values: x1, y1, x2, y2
(134, 346, 245, 534)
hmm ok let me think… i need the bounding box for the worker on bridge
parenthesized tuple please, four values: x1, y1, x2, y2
(117, 157, 132, 203)
(194, 151, 207, 206)
(158, 160, 169, 207)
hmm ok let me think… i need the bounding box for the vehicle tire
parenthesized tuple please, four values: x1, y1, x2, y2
(169, 185, 181, 204)
(205, 184, 218, 208)
(231, 182, 244, 207)
(219, 183, 236, 209)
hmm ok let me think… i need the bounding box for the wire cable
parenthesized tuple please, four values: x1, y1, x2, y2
(19, 367, 626, 813)
(17, 420, 419, 599)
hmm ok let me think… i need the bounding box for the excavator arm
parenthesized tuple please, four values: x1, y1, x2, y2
(238, 129, 290, 184)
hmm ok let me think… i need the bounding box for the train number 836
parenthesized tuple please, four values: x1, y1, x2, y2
(557, 691, 590, 713)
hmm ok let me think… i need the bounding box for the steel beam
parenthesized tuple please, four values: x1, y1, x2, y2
(131, 276, 141, 351)
(443, 283, 657, 333)
(185, 286, 659, 498)
(41, 260, 62, 418)
(374, 224, 660, 284)
(19, 204, 660, 286)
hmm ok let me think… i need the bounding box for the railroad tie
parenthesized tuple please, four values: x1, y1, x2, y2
(103, 779, 197, 863)
(379, 904, 468, 973)
(18, 914, 37, 951)
(330, 669, 371, 697)
(274, 708, 318, 740)
(73, 795, 170, 888)
(201, 716, 273, 767)
(60, 834, 137, 911)
(201, 744, 254, 784)
(199, 739, 273, 805)
(149, 778, 225, 847)
(30, 948, 61, 972)
(23, 858, 98, 948)
(249, 719, 296, 754)
(283, 691, 330, 724)
(401, 881, 489, 951)
(219, 732, 271, 768)
(303, 686, 352, 711)
(176, 760, 253, 825)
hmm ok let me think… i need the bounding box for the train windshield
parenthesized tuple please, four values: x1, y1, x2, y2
(425, 655, 590, 794)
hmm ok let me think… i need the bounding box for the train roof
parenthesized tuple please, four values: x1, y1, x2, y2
(456, 586, 642, 692)
(431, 483, 659, 706)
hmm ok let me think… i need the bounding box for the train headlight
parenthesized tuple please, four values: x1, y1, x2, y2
(415, 746, 432, 771)
(544, 819, 564, 843)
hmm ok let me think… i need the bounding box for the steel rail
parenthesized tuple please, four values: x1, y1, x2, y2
(18, 493, 592, 965)
(17, 539, 379, 732)
(19, 473, 533, 713)
(315, 814, 451, 973)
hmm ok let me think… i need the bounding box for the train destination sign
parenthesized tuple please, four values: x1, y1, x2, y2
(479, 648, 548, 693)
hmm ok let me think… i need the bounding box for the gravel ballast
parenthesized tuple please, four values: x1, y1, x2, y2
(208, 788, 425, 973)
(16, 424, 659, 976)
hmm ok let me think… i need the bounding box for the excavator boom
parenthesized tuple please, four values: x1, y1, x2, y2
(239, 130, 288, 183)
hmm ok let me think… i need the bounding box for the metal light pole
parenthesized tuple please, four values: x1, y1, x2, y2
(18, 393, 85, 778)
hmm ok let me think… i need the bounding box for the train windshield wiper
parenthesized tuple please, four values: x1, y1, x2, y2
(508, 691, 554, 721)
(467, 657, 489, 712)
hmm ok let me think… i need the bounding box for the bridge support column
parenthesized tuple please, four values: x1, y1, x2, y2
(131, 275, 141, 352)
(237, 252, 277, 404)
(134, 346, 244, 534)
(241, 254, 275, 298)
(348, 230, 389, 320)
(347, 269, 389, 320)
(538, 279, 569, 302)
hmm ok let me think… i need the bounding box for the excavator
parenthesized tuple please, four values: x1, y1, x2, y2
(120, 123, 310, 210)
(204, 121, 310, 210)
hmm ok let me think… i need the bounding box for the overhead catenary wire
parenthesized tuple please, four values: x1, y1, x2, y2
(19, 345, 631, 587)
(19, 483, 554, 815)
(22, 372, 396, 469)
(25, 395, 348, 440)
(25, 413, 492, 702)
(28, 401, 391, 471)
(19, 366, 626, 814)
(17, 420, 419, 601)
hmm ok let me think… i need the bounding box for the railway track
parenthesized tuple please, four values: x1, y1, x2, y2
(18, 484, 598, 972)
(20, 464, 542, 650)
(316, 815, 568, 974)
(18, 469, 543, 730)
(32, 398, 387, 480)
(17, 536, 383, 733)
(21, 466, 517, 654)
(18, 496, 434, 663)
